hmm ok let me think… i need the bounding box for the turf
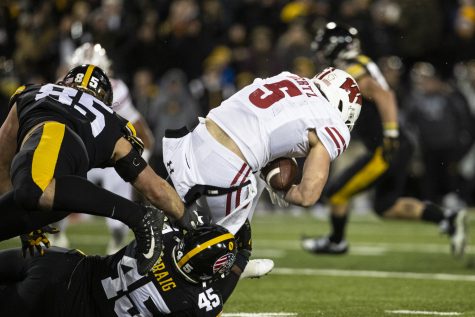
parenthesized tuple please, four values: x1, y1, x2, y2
(1, 210, 475, 316)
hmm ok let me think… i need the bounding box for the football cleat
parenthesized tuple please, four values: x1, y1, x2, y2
(301, 236, 349, 255)
(448, 209, 468, 257)
(132, 205, 165, 275)
(240, 259, 275, 279)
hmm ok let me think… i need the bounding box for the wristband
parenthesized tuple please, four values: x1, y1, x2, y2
(383, 122, 399, 138)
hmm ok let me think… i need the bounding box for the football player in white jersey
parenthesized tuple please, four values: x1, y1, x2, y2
(162, 68, 362, 292)
(51, 43, 155, 254)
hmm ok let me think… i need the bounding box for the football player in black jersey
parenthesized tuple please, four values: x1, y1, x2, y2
(0, 221, 237, 317)
(301, 22, 468, 257)
(0, 64, 199, 274)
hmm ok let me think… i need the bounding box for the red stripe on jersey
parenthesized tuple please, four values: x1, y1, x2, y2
(331, 127, 347, 151)
(235, 166, 252, 207)
(226, 163, 248, 215)
(317, 67, 335, 80)
(325, 127, 341, 156)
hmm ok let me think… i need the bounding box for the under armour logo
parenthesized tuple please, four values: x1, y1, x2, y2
(166, 161, 175, 174)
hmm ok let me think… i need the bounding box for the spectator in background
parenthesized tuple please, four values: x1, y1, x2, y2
(132, 68, 160, 121)
(0, 58, 19, 126)
(276, 21, 313, 71)
(405, 62, 475, 205)
(190, 46, 236, 114)
(13, 2, 58, 81)
(148, 69, 200, 178)
(242, 26, 281, 78)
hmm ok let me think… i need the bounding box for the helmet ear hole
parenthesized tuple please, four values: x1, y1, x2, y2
(338, 100, 343, 113)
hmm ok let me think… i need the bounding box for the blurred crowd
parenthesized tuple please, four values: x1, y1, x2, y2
(2, 0, 475, 207)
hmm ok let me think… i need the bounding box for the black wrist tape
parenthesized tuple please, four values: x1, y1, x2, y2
(114, 148, 147, 182)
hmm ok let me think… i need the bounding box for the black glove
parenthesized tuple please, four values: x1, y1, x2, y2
(177, 208, 206, 231)
(235, 219, 252, 253)
(234, 219, 252, 272)
(20, 225, 60, 257)
(382, 135, 400, 163)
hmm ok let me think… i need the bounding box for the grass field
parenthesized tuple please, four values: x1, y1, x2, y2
(1, 209, 475, 316)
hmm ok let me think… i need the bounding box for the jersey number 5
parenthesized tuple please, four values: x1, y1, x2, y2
(248, 79, 302, 109)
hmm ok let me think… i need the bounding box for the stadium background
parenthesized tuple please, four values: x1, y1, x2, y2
(1, 0, 475, 316)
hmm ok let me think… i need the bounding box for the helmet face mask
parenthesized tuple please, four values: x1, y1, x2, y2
(312, 22, 361, 64)
(60, 64, 113, 106)
(313, 67, 362, 132)
(172, 225, 237, 284)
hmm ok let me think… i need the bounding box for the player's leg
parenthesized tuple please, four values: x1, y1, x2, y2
(10, 122, 163, 273)
(98, 167, 133, 254)
(302, 148, 389, 254)
(0, 247, 84, 316)
(375, 136, 468, 256)
(0, 191, 69, 241)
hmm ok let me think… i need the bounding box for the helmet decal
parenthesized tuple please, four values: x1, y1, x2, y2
(213, 253, 236, 275)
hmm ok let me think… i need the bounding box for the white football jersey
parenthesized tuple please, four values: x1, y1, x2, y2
(110, 78, 140, 123)
(207, 71, 351, 171)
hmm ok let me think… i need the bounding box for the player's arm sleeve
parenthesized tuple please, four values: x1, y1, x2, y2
(316, 126, 350, 160)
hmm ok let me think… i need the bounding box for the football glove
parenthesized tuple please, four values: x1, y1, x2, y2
(177, 208, 205, 231)
(20, 225, 60, 257)
(235, 219, 252, 253)
(264, 182, 289, 208)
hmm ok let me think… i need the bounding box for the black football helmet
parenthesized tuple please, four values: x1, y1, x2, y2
(60, 64, 113, 106)
(312, 22, 360, 63)
(172, 224, 237, 283)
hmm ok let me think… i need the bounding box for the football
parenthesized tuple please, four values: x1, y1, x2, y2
(261, 157, 299, 191)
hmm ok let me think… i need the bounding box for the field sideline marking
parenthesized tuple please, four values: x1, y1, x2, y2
(256, 240, 475, 254)
(273, 267, 475, 282)
(222, 313, 297, 317)
(386, 310, 462, 315)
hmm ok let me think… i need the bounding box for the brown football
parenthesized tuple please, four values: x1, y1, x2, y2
(261, 157, 299, 191)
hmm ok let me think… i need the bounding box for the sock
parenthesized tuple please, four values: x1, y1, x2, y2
(53, 175, 144, 228)
(421, 201, 446, 224)
(329, 214, 348, 243)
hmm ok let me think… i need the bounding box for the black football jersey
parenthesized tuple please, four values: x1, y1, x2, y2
(10, 83, 130, 168)
(336, 55, 391, 150)
(68, 223, 224, 317)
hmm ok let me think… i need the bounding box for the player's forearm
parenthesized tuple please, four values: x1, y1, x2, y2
(285, 174, 326, 207)
(373, 89, 398, 127)
(133, 166, 185, 220)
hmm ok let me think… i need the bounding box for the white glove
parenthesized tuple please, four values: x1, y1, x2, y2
(264, 183, 289, 208)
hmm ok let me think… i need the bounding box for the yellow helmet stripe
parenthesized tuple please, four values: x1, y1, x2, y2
(177, 233, 234, 268)
(81, 65, 95, 88)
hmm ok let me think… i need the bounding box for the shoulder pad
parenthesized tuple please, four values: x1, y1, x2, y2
(9, 85, 27, 108)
